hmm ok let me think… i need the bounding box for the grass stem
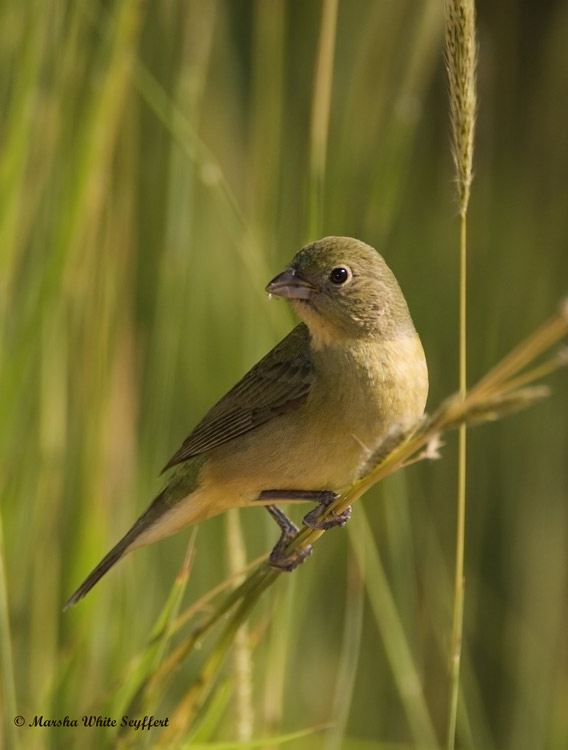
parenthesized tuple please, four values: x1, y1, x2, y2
(448, 208, 469, 750)
(444, 0, 477, 743)
(0, 516, 19, 750)
(226, 509, 254, 741)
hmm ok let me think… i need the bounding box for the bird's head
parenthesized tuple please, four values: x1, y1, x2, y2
(266, 236, 416, 344)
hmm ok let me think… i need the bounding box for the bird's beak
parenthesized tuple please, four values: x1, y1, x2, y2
(265, 267, 317, 300)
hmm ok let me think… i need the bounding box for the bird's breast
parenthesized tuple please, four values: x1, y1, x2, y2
(200, 331, 428, 502)
(311, 331, 428, 454)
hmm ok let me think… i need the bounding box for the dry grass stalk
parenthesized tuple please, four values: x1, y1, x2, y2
(444, 3, 478, 745)
(445, 0, 477, 215)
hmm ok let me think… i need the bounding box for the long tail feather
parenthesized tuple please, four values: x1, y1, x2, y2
(63, 490, 170, 610)
(63, 541, 129, 610)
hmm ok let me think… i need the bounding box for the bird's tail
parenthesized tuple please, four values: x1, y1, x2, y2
(63, 489, 171, 610)
(63, 541, 127, 611)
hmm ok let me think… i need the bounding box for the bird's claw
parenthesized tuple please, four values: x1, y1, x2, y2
(265, 504, 312, 572)
(303, 503, 351, 530)
(268, 542, 313, 571)
(302, 491, 351, 530)
(262, 490, 350, 570)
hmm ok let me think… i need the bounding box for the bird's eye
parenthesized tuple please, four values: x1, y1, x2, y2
(329, 266, 350, 284)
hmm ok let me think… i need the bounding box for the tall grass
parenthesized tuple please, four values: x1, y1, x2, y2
(444, 0, 477, 746)
(1, 2, 567, 749)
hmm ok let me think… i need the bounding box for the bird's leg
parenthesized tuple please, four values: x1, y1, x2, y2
(265, 505, 312, 571)
(258, 489, 352, 531)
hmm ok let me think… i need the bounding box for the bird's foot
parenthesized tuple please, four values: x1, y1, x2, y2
(269, 539, 313, 571)
(301, 491, 352, 530)
(265, 505, 312, 571)
(257, 488, 351, 531)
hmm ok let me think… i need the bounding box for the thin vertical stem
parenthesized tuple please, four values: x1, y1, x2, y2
(444, 0, 476, 744)
(448, 212, 468, 749)
(0, 515, 19, 750)
(226, 509, 254, 741)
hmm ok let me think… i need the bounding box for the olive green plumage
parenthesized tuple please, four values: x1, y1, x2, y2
(64, 236, 428, 609)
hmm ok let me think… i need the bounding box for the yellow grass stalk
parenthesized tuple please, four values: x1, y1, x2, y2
(444, 0, 477, 746)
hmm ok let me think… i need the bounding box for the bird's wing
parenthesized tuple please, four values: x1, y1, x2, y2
(162, 324, 313, 471)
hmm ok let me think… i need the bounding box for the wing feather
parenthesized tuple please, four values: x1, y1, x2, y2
(162, 324, 313, 471)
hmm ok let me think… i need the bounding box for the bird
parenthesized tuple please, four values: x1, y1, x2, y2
(64, 236, 428, 609)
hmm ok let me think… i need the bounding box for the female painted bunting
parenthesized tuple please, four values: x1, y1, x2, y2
(64, 236, 428, 609)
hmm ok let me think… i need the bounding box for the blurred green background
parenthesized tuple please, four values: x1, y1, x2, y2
(1, 1, 567, 748)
